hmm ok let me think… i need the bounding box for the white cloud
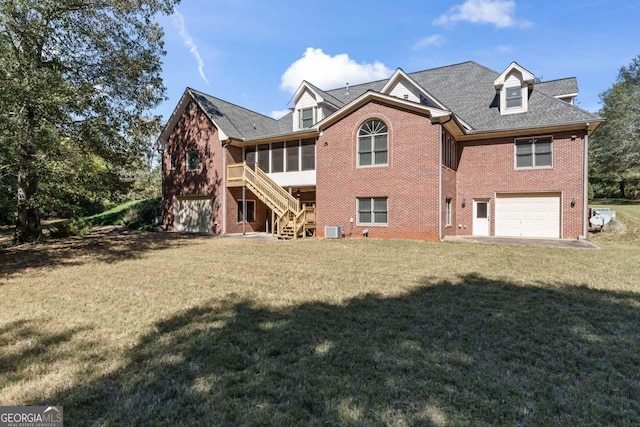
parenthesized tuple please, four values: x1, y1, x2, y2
(279, 48, 392, 93)
(413, 35, 445, 50)
(434, 0, 531, 28)
(173, 8, 210, 86)
(270, 109, 291, 119)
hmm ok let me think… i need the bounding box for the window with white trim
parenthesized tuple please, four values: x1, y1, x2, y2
(357, 197, 388, 225)
(358, 120, 388, 167)
(299, 107, 315, 129)
(445, 198, 452, 226)
(237, 200, 255, 222)
(186, 151, 199, 171)
(515, 136, 552, 168)
(505, 86, 523, 109)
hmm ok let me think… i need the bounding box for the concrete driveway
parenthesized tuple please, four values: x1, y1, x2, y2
(445, 235, 599, 249)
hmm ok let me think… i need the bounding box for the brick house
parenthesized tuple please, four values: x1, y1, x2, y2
(158, 61, 602, 240)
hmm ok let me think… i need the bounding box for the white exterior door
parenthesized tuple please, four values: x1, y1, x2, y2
(174, 196, 212, 233)
(495, 193, 560, 238)
(473, 200, 490, 236)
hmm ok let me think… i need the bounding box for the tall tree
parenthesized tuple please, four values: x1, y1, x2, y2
(590, 55, 640, 199)
(0, 0, 178, 241)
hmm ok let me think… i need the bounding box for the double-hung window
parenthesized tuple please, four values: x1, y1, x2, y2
(300, 108, 314, 129)
(515, 137, 552, 168)
(186, 151, 200, 171)
(357, 197, 388, 225)
(358, 120, 388, 167)
(505, 86, 523, 109)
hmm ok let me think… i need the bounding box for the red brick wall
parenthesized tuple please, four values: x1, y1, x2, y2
(225, 187, 269, 234)
(456, 130, 586, 238)
(442, 166, 457, 237)
(162, 101, 224, 233)
(316, 101, 441, 240)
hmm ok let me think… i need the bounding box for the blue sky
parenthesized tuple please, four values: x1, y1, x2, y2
(155, 0, 639, 121)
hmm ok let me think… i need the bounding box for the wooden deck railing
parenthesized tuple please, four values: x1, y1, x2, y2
(226, 162, 315, 239)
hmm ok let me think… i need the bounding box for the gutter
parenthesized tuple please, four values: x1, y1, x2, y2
(222, 139, 231, 235)
(583, 124, 590, 239)
(439, 115, 453, 242)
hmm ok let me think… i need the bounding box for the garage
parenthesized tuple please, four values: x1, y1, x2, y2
(495, 193, 561, 238)
(173, 196, 212, 233)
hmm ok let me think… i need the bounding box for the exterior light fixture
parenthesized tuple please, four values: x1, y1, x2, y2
(571, 197, 576, 208)
(462, 198, 466, 208)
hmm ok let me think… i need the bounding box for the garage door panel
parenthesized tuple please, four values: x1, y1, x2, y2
(174, 197, 212, 233)
(495, 194, 560, 238)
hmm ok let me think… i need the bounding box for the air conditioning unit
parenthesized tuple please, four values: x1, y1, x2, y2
(324, 225, 343, 239)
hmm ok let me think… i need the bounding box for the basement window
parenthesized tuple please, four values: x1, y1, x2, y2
(237, 200, 255, 222)
(357, 197, 388, 225)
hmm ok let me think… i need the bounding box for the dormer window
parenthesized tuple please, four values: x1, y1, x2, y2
(494, 62, 535, 116)
(506, 87, 522, 109)
(299, 107, 315, 129)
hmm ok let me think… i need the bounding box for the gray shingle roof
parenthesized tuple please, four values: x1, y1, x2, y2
(536, 78, 578, 97)
(188, 61, 600, 140)
(323, 61, 600, 133)
(190, 88, 293, 140)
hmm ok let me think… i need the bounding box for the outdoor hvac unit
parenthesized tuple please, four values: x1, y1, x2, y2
(324, 226, 343, 239)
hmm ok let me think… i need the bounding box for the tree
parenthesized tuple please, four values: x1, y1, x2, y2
(590, 55, 640, 199)
(0, 0, 178, 241)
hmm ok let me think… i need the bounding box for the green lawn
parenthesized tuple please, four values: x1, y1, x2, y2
(1, 206, 639, 426)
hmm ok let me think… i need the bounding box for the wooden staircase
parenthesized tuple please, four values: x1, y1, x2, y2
(227, 162, 315, 239)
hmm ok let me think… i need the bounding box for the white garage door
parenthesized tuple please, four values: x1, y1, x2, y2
(174, 196, 212, 233)
(495, 193, 561, 238)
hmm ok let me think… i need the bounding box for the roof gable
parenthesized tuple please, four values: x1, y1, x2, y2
(494, 61, 535, 88)
(380, 68, 447, 109)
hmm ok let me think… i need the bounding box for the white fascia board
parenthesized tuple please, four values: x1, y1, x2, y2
(315, 91, 451, 131)
(157, 88, 192, 150)
(554, 93, 578, 99)
(380, 68, 448, 110)
(494, 61, 535, 87)
(187, 89, 229, 140)
(158, 89, 229, 150)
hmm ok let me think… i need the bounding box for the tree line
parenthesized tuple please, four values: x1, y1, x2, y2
(0, 0, 177, 241)
(590, 55, 640, 200)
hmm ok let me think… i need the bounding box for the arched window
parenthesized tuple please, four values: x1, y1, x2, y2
(357, 119, 388, 166)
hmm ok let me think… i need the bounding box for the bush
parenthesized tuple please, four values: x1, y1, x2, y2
(49, 217, 91, 238)
(121, 198, 162, 231)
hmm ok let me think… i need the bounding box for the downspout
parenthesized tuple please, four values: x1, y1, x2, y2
(582, 124, 590, 239)
(222, 140, 231, 235)
(438, 115, 453, 241)
(438, 123, 443, 241)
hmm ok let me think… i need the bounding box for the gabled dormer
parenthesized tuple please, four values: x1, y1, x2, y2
(381, 68, 446, 109)
(494, 62, 535, 115)
(291, 81, 340, 131)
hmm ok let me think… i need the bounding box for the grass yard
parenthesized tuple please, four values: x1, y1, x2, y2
(1, 207, 639, 426)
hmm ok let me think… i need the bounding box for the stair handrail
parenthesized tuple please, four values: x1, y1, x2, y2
(252, 165, 299, 213)
(241, 163, 289, 216)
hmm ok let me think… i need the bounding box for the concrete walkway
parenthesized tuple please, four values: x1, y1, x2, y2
(444, 235, 599, 249)
(223, 232, 277, 240)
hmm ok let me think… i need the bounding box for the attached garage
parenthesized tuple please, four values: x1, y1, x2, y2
(173, 196, 212, 233)
(495, 193, 561, 238)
